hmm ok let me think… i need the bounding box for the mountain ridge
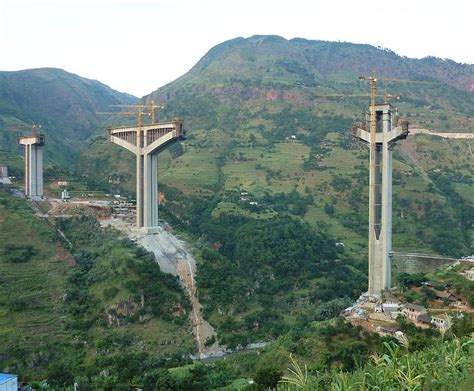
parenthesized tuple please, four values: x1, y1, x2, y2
(151, 35, 473, 96)
(0, 67, 136, 165)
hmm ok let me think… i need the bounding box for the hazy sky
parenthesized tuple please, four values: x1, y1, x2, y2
(1, 0, 473, 97)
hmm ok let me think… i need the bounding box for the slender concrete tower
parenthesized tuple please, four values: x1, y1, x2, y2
(108, 118, 186, 234)
(18, 132, 45, 199)
(353, 103, 409, 296)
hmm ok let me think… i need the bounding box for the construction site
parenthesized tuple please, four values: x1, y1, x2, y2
(2, 76, 472, 358)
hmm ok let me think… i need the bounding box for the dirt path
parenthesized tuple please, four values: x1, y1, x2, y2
(136, 228, 222, 358)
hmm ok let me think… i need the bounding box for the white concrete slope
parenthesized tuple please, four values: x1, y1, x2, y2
(410, 128, 474, 139)
(136, 227, 222, 358)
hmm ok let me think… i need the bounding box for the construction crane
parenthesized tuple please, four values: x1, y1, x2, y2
(6, 123, 42, 135)
(312, 91, 402, 104)
(104, 101, 165, 124)
(359, 75, 379, 218)
(357, 72, 432, 241)
(358, 74, 433, 121)
(97, 108, 149, 128)
(97, 102, 168, 160)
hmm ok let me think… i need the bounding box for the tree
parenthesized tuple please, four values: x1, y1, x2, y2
(46, 363, 74, 389)
(324, 203, 335, 216)
(254, 367, 283, 389)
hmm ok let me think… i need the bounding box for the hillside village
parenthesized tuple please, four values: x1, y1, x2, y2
(345, 261, 474, 341)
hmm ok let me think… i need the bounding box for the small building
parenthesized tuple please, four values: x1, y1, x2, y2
(431, 316, 449, 329)
(423, 281, 448, 290)
(343, 306, 354, 315)
(61, 189, 71, 201)
(383, 295, 401, 305)
(382, 303, 400, 317)
(403, 303, 427, 321)
(416, 313, 432, 326)
(0, 373, 17, 391)
(376, 325, 399, 336)
(449, 294, 466, 307)
(432, 289, 452, 301)
(0, 166, 12, 185)
(394, 330, 405, 340)
(50, 180, 69, 189)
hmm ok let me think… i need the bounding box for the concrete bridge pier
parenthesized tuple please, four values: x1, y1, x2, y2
(353, 104, 409, 296)
(18, 132, 45, 199)
(109, 119, 186, 234)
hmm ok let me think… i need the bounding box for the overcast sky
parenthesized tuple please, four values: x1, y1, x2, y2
(1, 0, 473, 97)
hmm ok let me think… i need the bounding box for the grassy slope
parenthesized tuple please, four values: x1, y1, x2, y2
(79, 36, 472, 259)
(0, 192, 68, 348)
(0, 189, 194, 380)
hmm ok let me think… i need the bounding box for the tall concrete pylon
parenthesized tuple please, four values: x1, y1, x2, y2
(17, 132, 45, 199)
(353, 103, 409, 296)
(108, 118, 186, 234)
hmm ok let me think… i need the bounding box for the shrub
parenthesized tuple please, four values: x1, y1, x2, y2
(3, 244, 38, 263)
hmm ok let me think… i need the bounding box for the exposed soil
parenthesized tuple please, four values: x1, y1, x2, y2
(99, 215, 222, 358)
(137, 229, 221, 358)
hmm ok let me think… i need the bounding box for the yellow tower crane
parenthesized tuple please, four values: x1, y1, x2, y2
(7, 123, 42, 135)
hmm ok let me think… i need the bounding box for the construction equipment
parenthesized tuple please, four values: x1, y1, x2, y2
(6, 123, 42, 136)
(311, 91, 401, 102)
(355, 74, 418, 296)
(103, 101, 165, 124)
(98, 107, 149, 128)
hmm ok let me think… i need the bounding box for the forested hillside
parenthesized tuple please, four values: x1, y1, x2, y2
(0, 68, 136, 165)
(0, 189, 194, 387)
(78, 36, 473, 346)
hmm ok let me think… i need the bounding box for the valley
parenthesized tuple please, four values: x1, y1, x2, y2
(0, 35, 472, 390)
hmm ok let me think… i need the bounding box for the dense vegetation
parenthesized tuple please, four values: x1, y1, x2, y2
(276, 337, 473, 391)
(154, 188, 367, 347)
(14, 315, 473, 390)
(0, 190, 195, 388)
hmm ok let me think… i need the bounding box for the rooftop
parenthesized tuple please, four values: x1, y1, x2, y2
(405, 303, 426, 312)
(417, 313, 432, 323)
(0, 373, 17, 384)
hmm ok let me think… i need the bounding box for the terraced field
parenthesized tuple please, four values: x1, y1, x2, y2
(0, 193, 70, 357)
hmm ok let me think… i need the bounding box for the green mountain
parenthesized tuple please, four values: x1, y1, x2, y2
(0, 67, 136, 167)
(0, 36, 472, 388)
(149, 35, 473, 121)
(78, 36, 473, 347)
